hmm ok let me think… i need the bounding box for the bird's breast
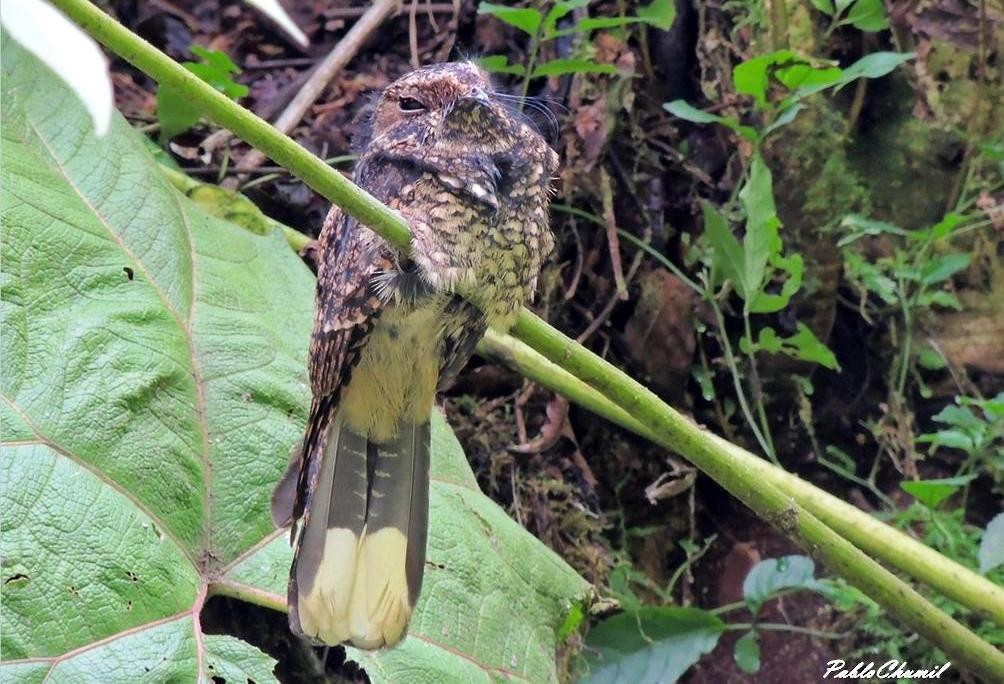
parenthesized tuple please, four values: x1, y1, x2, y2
(338, 299, 449, 443)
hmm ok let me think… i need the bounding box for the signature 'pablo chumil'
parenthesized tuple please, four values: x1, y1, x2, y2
(270, 62, 559, 649)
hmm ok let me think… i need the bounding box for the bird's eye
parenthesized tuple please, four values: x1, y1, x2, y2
(399, 96, 426, 112)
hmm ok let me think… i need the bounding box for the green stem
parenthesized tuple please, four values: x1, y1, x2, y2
(479, 330, 1004, 678)
(816, 454, 896, 509)
(550, 202, 703, 294)
(726, 623, 844, 639)
(207, 580, 285, 613)
(710, 588, 798, 616)
(665, 534, 716, 598)
(742, 309, 777, 461)
(54, 1, 1004, 676)
(508, 313, 1004, 680)
(709, 294, 776, 462)
(520, 28, 541, 104)
(158, 163, 312, 253)
(616, 229, 704, 294)
(895, 281, 914, 397)
(711, 600, 748, 616)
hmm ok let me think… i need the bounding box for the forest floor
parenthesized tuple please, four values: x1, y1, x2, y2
(107, 1, 1002, 681)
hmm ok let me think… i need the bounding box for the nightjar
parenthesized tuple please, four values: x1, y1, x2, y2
(270, 62, 558, 649)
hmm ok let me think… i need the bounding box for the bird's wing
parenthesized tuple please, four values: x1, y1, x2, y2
(278, 206, 393, 528)
(309, 208, 390, 399)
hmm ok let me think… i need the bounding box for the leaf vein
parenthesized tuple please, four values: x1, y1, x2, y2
(0, 394, 198, 567)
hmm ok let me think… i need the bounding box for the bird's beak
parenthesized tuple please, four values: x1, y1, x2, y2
(462, 86, 492, 108)
(472, 87, 492, 105)
(444, 87, 492, 125)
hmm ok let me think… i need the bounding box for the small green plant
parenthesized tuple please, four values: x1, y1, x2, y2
(595, 150, 836, 464)
(477, 0, 675, 95)
(156, 45, 248, 143)
(666, 50, 913, 146)
(830, 392, 1004, 670)
(657, 49, 914, 463)
(839, 212, 975, 399)
(579, 555, 845, 682)
(918, 394, 1004, 486)
(702, 156, 838, 463)
(847, 480, 1004, 670)
(809, 0, 889, 36)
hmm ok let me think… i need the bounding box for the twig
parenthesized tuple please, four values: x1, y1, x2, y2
(599, 167, 628, 300)
(563, 222, 584, 301)
(409, 0, 421, 69)
(577, 228, 647, 344)
(235, 0, 398, 172)
(200, 62, 315, 155)
(324, 3, 456, 19)
(200, 1, 396, 162)
(242, 57, 318, 69)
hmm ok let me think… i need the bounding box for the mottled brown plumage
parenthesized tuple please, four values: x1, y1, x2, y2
(271, 62, 558, 649)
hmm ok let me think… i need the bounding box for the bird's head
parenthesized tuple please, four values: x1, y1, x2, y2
(369, 62, 519, 155)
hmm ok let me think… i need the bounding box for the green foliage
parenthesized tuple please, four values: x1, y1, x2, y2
(845, 496, 1004, 670)
(702, 156, 803, 309)
(477, 0, 674, 80)
(480, 0, 674, 39)
(583, 553, 840, 680)
(740, 324, 839, 370)
(477, 54, 527, 76)
(157, 45, 248, 143)
(980, 513, 1004, 575)
(742, 555, 823, 616)
(839, 212, 976, 397)
(667, 50, 913, 143)
(695, 150, 836, 460)
(705, 155, 782, 303)
(579, 607, 725, 684)
(478, 2, 543, 36)
(901, 475, 977, 509)
(733, 630, 761, 673)
(204, 635, 279, 684)
(663, 100, 758, 142)
(3, 38, 305, 681)
(1, 40, 588, 683)
(660, 47, 917, 463)
(810, 0, 889, 33)
(917, 394, 1004, 479)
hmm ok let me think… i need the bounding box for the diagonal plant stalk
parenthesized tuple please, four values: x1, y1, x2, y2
(157, 163, 313, 252)
(492, 319, 1004, 680)
(49, 0, 1004, 678)
(477, 332, 1004, 617)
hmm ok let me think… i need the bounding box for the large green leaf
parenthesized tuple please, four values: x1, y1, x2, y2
(1, 40, 588, 683)
(579, 606, 725, 683)
(738, 153, 781, 303)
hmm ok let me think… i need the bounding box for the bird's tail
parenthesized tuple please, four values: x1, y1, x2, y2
(273, 411, 430, 649)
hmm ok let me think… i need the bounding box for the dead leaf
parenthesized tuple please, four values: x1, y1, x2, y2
(511, 395, 570, 454)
